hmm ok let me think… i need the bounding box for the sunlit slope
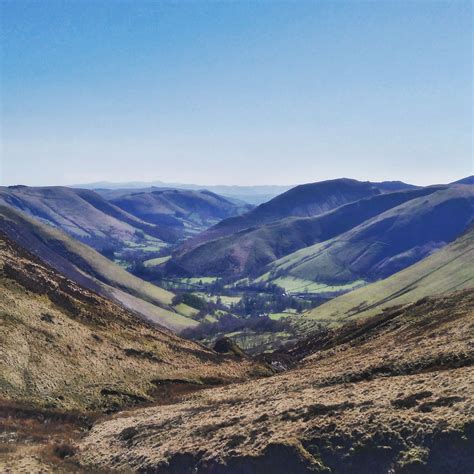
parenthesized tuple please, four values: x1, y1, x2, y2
(300, 224, 474, 326)
(262, 186, 474, 288)
(78, 289, 474, 473)
(0, 233, 265, 411)
(0, 204, 198, 331)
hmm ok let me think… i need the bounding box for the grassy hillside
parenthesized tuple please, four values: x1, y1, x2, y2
(168, 186, 444, 278)
(0, 205, 199, 331)
(262, 185, 474, 290)
(77, 289, 474, 473)
(176, 178, 382, 256)
(107, 188, 252, 238)
(298, 224, 474, 327)
(0, 232, 268, 413)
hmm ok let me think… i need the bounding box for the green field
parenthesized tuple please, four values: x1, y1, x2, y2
(194, 292, 242, 307)
(125, 238, 167, 252)
(183, 277, 220, 284)
(269, 312, 293, 320)
(174, 303, 201, 318)
(144, 255, 171, 267)
(256, 273, 366, 295)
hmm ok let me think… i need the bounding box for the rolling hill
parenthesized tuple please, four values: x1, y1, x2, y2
(175, 178, 383, 256)
(167, 186, 445, 278)
(0, 231, 267, 413)
(0, 186, 177, 255)
(103, 188, 252, 238)
(260, 185, 474, 293)
(2, 194, 472, 473)
(0, 204, 198, 331)
(297, 223, 474, 327)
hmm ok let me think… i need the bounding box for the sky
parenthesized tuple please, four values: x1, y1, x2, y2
(1, 0, 472, 187)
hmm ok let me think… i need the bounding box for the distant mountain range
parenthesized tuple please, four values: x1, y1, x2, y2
(0, 186, 251, 260)
(168, 184, 444, 278)
(74, 180, 295, 204)
(4, 178, 472, 300)
(173, 179, 396, 255)
(74, 178, 421, 205)
(259, 185, 474, 291)
(98, 188, 252, 236)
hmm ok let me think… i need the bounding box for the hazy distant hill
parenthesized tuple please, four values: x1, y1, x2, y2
(101, 188, 252, 238)
(0, 186, 177, 252)
(75, 180, 294, 205)
(371, 180, 419, 192)
(167, 186, 444, 278)
(0, 205, 199, 331)
(262, 185, 474, 291)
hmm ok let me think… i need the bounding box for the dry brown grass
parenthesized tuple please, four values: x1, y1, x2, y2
(0, 234, 270, 414)
(77, 290, 474, 473)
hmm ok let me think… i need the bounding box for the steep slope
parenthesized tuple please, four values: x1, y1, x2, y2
(176, 178, 382, 255)
(0, 205, 197, 331)
(298, 224, 474, 327)
(0, 186, 177, 252)
(107, 188, 252, 238)
(0, 232, 268, 413)
(77, 289, 474, 473)
(261, 185, 474, 291)
(168, 187, 444, 278)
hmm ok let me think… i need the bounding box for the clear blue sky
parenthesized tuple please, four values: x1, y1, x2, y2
(1, 1, 472, 186)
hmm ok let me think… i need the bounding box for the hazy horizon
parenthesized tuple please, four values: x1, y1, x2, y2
(2, 172, 472, 190)
(1, 1, 472, 187)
